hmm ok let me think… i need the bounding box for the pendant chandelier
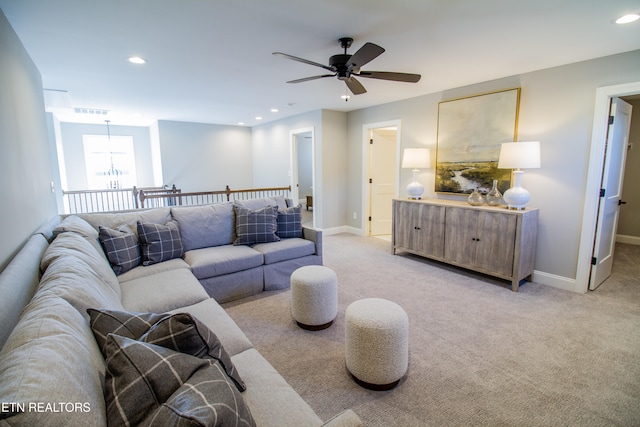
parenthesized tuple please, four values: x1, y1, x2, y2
(104, 120, 122, 189)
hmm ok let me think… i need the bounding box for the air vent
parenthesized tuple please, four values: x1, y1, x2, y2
(74, 107, 110, 115)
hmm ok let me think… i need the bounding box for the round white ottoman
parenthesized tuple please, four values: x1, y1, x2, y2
(290, 265, 338, 330)
(345, 298, 408, 390)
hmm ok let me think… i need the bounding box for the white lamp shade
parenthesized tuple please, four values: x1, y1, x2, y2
(498, 141, 541, 169)
(402, 148, 431, 169)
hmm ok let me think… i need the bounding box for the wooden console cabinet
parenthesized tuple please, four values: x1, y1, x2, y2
(392, 199, 538, 291)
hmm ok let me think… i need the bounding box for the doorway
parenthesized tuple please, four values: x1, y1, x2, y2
(290, 128, 315, 228)
(362, 121, 401, 236)
(577, 82, 640, 293)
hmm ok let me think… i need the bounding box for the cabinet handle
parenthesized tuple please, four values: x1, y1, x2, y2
(414, 226, 420, 230)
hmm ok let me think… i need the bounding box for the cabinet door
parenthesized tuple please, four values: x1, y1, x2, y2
(414, 204, 445, 258)
(444, 207, 478, 266)
(474, 211, 517, 276)
(393, 201, 415, 250)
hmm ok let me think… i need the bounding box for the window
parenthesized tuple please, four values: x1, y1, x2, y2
(83, 134, 137, 189)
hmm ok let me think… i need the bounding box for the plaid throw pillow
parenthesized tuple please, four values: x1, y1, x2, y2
(104, 335, 255, 427)
(98, 225, 141, 275)
(87, 308, 246, 392)
(276, 205, 303, 238)
(136, 220, 184, 265)
(233, 205, 280, 245)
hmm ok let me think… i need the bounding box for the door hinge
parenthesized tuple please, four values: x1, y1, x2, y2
(369, 178, 373, 184)
(368, 216, 372, 221)
(591, 257, 597, 265)
(599, 188, 606, 197)
(369, 138, 374, 144)
(608, 115, 614, 125)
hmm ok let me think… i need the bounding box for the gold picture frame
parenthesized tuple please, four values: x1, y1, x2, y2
(435, 88, 520, 195)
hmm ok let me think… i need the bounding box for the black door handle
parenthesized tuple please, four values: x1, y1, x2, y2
(619, 200, 627, 206)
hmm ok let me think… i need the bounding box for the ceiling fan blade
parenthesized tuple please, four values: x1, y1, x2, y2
(287, 74, 335, 84)
(345, 76, 367, 95)
(347, 42, 385, 71)
(273, 52, 335, 72)
(357, 71, 421, 83)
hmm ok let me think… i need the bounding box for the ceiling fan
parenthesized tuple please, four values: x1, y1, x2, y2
(273, 37, 421, 95)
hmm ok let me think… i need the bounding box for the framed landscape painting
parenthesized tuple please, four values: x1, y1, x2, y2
(435, 88, 520, 195)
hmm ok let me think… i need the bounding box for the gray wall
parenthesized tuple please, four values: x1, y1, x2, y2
(251, 109, 348, 230)
(618, 98, 640, 241)
(0, 10, 57, 270)
(157, 120, 253, 192)
(346, 49, 640, 288)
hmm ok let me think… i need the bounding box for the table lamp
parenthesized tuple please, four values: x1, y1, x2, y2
(497, 141, 541, 210)
(401, 148, 430, 199)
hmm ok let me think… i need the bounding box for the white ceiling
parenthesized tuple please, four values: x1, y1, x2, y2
(1, 0, 639, 127)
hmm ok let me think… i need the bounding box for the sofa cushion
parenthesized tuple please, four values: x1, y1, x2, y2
(88, 309, 245, 392)
(234, 205, 280, 246)
(99, 224, 141, 275)
(119, 268, 208, 313)
(104, 335, 255, 427)
(171, 202, 235, 250)
(276, 205, 303, 238)
(252, 238, 316, 265)
(41, 230, 120, 299)
(0, 294, 107, 426)
(184, 245, 263, 279)
(52, 215, 106, 257)
(234, 196, 288, 211)
(116, 257, 190, 283)
(231, 348, 323, 426)
(39, 232, 124, 317)
(137, 220, 184, 265)
(78, 208, 172, 238)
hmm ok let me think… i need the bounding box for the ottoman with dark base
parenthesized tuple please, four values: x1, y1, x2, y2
(345, 298, 409, 390)
(290, 265, 338, 330)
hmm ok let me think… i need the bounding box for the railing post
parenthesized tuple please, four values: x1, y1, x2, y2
(225, 185, 231, 201)
(139, 190, 146, 209)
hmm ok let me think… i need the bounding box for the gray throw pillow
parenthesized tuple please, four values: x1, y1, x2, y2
(277, 205, 303, 238)
(104, 335, 255, 427)
(136, 220, 184, 265)
(98, 225, 141, 275)
(87, 308, 246, 392)
(234, 205, 280, 245)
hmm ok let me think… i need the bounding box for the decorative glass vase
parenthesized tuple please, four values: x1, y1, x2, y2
(467, 188, 485, 206)
(485, 179, 503, 206)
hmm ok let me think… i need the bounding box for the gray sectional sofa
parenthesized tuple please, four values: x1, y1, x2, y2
(0, 197, 363, 426)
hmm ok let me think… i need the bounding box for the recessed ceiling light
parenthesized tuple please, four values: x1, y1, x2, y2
(341, 94, 350, 100)
(128, 56, 146, 64)
(238, 122, 245, 126)
(271, 108, 279, 113)
(255, 116, 262, 120)
(616, 14, 640, 24)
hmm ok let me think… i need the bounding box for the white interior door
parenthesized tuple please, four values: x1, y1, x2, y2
(369, 128, 397, 235)
(590, 98, 632, 290)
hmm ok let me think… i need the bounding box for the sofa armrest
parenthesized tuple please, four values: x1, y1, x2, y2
(302, 226, 322, 257)
(322, 409, 364, 427)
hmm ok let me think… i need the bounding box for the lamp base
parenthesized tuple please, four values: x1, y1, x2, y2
(406, 181, 424, 200)
(503, 171, 530, 210)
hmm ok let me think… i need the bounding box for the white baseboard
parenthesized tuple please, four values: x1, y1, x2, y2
(616, 234, 640, 245)
(531, 270, 579, 292)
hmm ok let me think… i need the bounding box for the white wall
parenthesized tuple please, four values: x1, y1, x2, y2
(346, 49, 640, 291)
(157, 120, 252, 192)
(0, 10, 57, 269)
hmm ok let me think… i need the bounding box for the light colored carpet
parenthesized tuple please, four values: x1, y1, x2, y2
(223, 234, 640, 426)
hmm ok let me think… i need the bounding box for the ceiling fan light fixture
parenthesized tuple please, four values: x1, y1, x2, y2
(615, 13, 639, 24)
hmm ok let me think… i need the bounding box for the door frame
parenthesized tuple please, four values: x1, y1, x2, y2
(361, 120, 401, 235)
(290, 127, 315, 228)
(576, 81, 640, 293)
